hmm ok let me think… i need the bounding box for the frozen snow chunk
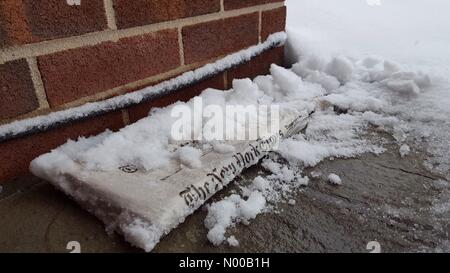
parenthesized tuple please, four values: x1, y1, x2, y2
(361, 56, 382, 69)
(386, 79, 420, 95)
(297, 176, 310, 186)
(121, 218, 163, 253)
(178, 146, 202, 169)
(288, 199, 296, 206)
(254, 75, 276, 99)
(270, 64, 303, 96)
(328, 173, 342, 185)
(383, 70, 431, 95)
(205, 191, 266, 246)
(252, 176, 271, 192)
(228, 78, 260, 105)
(413, 72, 432, 89)
(205, 196, 239, 246)
(227, 236, 240, 247)
(240, 191, 266, 221)
(270, 64, 326, 101)
(292, 55, 327, 78)
(303, 55, 327, 72)
(305, 71, 341, 91)
(399, 144, 411, 158)
(323, 90, 385, 112)
(383, 60, 401, 75)
(325, 56, 354, 84)
(279, 139, 333, 167)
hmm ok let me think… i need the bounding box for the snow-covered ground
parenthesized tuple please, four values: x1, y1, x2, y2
(286, 0, 450, 75)
(285, 0, 450, 178)
(204, 0, 450, 247)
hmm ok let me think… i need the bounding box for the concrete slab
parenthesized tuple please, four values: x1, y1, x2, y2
(0, 137, 448, 253)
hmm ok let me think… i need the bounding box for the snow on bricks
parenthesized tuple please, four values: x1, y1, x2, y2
(0, 0, 287, 182)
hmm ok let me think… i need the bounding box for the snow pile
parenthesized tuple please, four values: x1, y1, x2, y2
(286, 0, 450, 179)
(204, 191, 266, 246)
(203, 0, 450, 248)
(204, 12, 450, 245)
(213, 143, 236, 154)
(31, 59, 323, 176)
(178, 146, 202, 169)
(204, 155, 309, 246)
(282, 32, 450, 179)
(328, 173, 342, 186)
(399, 144, 411, 158)
(278, 110, 386, 168)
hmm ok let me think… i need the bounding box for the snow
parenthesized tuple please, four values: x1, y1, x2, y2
(325, 56, 354, 84)
(204, 154, 311, 246)
(310, 170, 322, 178)
(204, 191, 266, 246)
(278, 111, 385, 168)
(286, 0, 450, 76)
(178, 146, 202, 169)
(29, 0, 450, 250)
(213, 143, 236, 154)
(328, 174, 342, 186)
(0, 32, 287, 142)
(399, 144, 411, 158)
(285, 0, 450, 179)
(205, 0, 450, 245)
(227, 236, 240, 247)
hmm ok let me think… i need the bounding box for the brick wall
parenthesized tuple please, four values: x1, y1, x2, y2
(0, 0, 286, 183)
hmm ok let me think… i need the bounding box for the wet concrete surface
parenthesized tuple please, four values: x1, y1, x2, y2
(0, 139, 449, 253)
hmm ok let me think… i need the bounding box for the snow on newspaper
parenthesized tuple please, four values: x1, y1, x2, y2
(30, 65, 316, 252)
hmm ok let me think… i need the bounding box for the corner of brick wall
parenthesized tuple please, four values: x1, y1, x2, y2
(0, 0, 286, 183)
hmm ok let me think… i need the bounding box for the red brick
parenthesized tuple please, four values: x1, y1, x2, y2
(0, 59, 39, 120)
(114, 0, 221, 29)
(0, 18, 9, 47)
(0, 111, 124, 183)
(38, 29, 180, 107)
(227, 46, 284, 86)
(182, 13, 259, 64)
(0, 0, 107, 46)
(223, 0, 284, 10)
(128, 73, 225, 123)
(261, 6, 286, 41)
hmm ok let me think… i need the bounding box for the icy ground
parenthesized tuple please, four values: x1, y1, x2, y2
(204, 0, 450, 247)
